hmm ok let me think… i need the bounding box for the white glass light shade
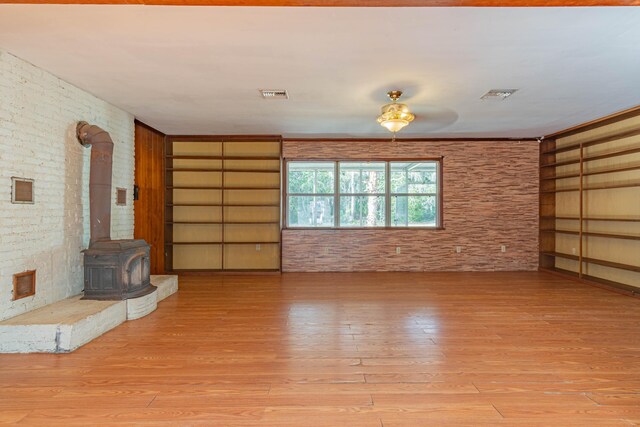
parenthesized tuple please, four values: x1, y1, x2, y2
(377, 101, 415, 133)
(380, 118, 410, 133)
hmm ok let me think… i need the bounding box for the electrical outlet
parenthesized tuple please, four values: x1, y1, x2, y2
(396, 246, 401, 255)
(572, 247, 576, 255)
(455, 246, 462, 253)
(323, 247, 330, 255)
(255, 244, 261, 251)
(501, 245, 507, 253)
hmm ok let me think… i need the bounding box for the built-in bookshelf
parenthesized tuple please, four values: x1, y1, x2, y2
(539, 110, 640, 294)
(165, 136, 282, 272)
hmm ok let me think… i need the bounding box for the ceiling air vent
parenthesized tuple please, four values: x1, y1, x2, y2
(260, 89, 288, 99)
(481, 89, 518, 101)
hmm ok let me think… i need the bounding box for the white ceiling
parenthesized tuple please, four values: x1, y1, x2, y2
(1, 5, 639, 137)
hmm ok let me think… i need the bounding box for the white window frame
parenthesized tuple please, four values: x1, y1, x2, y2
(284, 159, 443, 229)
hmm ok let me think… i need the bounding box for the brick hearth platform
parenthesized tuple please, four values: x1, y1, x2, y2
(0, 275, 177, 353)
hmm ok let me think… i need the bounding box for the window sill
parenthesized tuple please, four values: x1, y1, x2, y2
(283, 227, 446, 231)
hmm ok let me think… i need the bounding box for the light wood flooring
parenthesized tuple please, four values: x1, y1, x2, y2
(1, 272, 640, 426)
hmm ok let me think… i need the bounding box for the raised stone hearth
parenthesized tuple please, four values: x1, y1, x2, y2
(0, 275, 177, 353)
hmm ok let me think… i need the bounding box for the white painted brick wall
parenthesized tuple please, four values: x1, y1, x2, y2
(0, 50, 135, 321)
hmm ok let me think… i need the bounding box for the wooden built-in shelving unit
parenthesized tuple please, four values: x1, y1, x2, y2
(165, 137, 282, 272)
(539, 110, 640, 294)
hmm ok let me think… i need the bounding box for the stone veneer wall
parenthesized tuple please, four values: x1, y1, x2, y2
(0, 50, 135, 321)
(282, 139, 539, 272)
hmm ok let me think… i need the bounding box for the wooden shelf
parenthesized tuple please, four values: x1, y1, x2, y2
(168, 155, 280, 160)
(168, 186, 222, 189)
(541, 128, 640, 155)
(222, 204, 281, 207)
(541, 188, 576, 194)
(168, 203, 280, 207)
(169, 168, 280, 173)
(167, 203, 219, 206)
(580, 231, 640, 241)
(540, 146, 640, 168)
(541, 181, 640, 193)
(540, 215, 640, 222)
(225, 222, 280, 225)
(541, 163, 640, 180)
(593, 217, 640, 222)
(171, 221, 223, 224)
(224, 241, 280, 245)
(168, 168, 222, 172)
(168, 242, 222, 245)
(541, 251, 640, 273)
(223, 170, 280, 174)
(223, 187, 281, 190)
(170, 269, 280, 273)
(168, 241, 280, 245)
(541, 229, 579, 235)
(541, 229, 640, 240)
(170, 186, 280, 190)
(168, 221, 280, 225)
(540, 215, 578, 220)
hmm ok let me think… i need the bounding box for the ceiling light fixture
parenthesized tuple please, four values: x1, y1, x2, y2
(377, 90, 415, 134)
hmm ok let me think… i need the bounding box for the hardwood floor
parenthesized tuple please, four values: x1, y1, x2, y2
(1, 272, 640, 426)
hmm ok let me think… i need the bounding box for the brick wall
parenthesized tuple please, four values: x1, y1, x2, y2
(0, 50, 135, 321)
(282, 139, 539, 272)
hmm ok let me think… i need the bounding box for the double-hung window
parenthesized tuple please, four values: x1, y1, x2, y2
(286, 160, 441, 228)
(287, 162, 335, 227)
(339, 162, 386, 227)
(390, 162, 439, 227)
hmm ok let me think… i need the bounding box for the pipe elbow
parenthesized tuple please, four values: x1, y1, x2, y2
(77, 121, 114, 148)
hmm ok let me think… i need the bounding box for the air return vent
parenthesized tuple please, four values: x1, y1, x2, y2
(481, 89, 518, 101)
(13, 270, 36, 300)
(11, 177, 34, 204)
(260, 89, 288, 99)
(116, 188, 127, 206)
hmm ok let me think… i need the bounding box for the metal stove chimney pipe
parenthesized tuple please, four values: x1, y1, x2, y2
(76, 121, 113, 246)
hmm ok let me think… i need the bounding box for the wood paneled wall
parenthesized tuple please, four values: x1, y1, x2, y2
(134, 120, 165, 274)
(282, 139, 539, 272)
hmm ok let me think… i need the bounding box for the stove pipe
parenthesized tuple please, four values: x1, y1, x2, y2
(76, 121, 113, 246)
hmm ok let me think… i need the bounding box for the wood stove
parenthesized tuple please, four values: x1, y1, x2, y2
(83, 240, 154, 300)
(77, 122, 156, 301)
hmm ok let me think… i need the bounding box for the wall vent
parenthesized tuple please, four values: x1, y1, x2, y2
(13, 270, 36, 300)
(481, 89, 518, 101)
(11, 177, 34, 204)
(260, 89, 288, 99)
(116, 188, 127, 206)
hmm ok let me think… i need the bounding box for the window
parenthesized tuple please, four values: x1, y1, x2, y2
(339, 162, 386, 227)
(286, 160, 441, 228)
(287, 162, 335, 227)
(390, 162, 438, 227)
